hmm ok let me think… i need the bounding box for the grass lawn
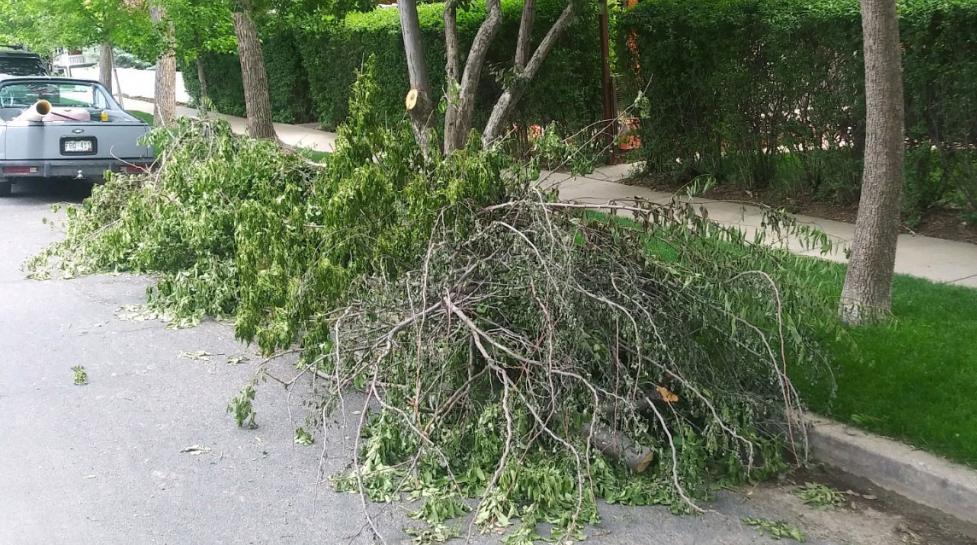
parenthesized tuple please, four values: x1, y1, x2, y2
(295, 147, 331, 163)
(126, 110, 155, 125)
(794, 262, 977, 467)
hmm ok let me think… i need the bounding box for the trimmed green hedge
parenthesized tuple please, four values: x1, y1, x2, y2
(182, 32, 316, 124)
(182, 54, 244, 117)
(184, 0, 602, 134)
(618, 0, 977, 220)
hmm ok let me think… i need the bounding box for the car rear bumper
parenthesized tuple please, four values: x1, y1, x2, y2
(0, 158, 153, 182)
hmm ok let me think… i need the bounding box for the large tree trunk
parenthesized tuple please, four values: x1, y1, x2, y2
(150, 6, 176, 126)
(482, 2, 575, 147)
(443, 0, 503, 154)
(195, 57, 210, 111)
(232, 5, 276, 139)
(154, 50, 177, 126)
(98, 42, 113, 94)
(400, 0, 434, 151)
(839, 0, 905, 324)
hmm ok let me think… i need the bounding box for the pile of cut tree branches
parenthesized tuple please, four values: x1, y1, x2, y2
(296, 192, 827, 542)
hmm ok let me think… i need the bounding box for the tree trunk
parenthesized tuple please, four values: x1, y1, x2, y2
(150, 6, 176, 127)
(232, 7, 276, 139)
(514, 0, 535, 71)
(98, 42, 113, 93)
(839, 0, 905, 324)
(583, 422, 654, 473)
(195, 57, 210, 111)
(154, 50, 176, 126)
(443, 0, 503, 154)
(400, 0, 434, 151)
(482, 2, 575, 147)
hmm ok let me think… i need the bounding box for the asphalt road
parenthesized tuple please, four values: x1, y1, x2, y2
(0, 181, 962, 545)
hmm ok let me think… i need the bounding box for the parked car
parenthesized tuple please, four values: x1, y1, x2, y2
(0, 45, 48, 78)
(0, 77, 154, 196)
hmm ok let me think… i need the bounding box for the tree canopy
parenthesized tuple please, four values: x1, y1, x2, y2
(0, 0, 156, 57)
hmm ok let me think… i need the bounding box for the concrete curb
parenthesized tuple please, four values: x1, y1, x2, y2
(807, 415, 977, 524)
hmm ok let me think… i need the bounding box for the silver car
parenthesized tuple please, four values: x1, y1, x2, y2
(0, 77, 154, 197)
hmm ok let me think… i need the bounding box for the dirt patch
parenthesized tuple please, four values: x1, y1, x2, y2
(630, 177, 977, 244)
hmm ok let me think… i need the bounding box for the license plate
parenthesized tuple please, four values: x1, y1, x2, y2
(64, 139, 93, 153)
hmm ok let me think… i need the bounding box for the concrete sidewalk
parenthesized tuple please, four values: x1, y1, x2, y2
(544, 164, 977, 288)
(124, 98, 336, 153)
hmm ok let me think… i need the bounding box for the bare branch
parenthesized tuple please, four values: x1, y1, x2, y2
(482, 1, 575, 147)
(514, 0, 536, 72)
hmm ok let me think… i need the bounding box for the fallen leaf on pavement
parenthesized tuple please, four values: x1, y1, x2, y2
(181, 350, 222, 361)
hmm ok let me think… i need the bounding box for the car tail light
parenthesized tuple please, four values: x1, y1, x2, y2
(3, 166, 38, 174)
(123, 165, 148, 174)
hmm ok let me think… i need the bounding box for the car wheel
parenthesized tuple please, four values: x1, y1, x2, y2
(0, 180, 11, 197)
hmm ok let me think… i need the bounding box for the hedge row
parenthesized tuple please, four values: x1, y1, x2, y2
(618, 0, 977, 220)
(182, 32, 316, 124)
(183, 0, 602, 132)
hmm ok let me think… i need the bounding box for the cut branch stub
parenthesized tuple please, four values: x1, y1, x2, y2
(405, 88, 426, 112)
(584, 421, 655, 473)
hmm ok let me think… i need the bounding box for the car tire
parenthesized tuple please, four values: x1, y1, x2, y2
(0, 180, 11, 197)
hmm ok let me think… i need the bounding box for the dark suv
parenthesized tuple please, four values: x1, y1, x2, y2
(0, 45, 48, 78)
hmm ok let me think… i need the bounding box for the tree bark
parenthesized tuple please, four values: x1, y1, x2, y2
(839, 0, 905, 324)
(98, 42, 113, 94)
(232, 6, 276, 139)
(514, 0, 535, 71)
(482, 1, 575, 147)
(154, 51, 177, 126)
(444, 0, 461, 83)
(195, 57, 210, 111)
(151, 6, 176, 127)
(400, 0, 434, 151)
(583, 422, 654, 473)
(443, 0, 503, 154)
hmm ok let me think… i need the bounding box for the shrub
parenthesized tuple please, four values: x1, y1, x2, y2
(617, 0, 977, 220)
(181, 53, 246, 117)
(182, 31, 316, 124)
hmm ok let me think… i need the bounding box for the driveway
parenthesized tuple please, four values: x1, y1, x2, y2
(0, 182, 969, 545)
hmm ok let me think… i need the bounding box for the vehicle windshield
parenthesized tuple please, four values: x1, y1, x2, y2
(0, 56, 47, 76)
(0, 81, 114, 111)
